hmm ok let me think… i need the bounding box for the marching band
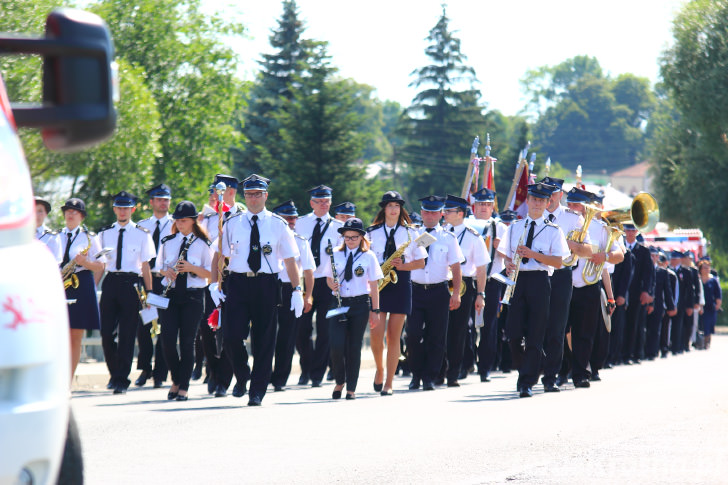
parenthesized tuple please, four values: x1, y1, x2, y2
(46, 146, 721, 406)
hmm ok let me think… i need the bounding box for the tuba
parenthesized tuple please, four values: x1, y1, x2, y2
(582, 224, 623, 285)
(562, 204, 602, 267)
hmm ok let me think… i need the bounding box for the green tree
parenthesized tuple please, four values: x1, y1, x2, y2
(236, 0, 310, 176)
(652, 0, 728, 256)
(91, 0, 245, 202)
(264, 43, 385, 224)
(398, 5, 486, 201)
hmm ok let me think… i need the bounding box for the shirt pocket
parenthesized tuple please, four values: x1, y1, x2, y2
(432, 245, 448, 264)
(532, 238, 549, 256)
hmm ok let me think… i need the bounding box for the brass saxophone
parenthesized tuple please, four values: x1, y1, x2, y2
(378, 225, 413, 292)
(62, 227, 92, 290)
(582, 223, 623, 286)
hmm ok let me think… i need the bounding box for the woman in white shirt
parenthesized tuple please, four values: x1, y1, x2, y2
(324, 218, 382, 400)
(157, 201, 213, 401)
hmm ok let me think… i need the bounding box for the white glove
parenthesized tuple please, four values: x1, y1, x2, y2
(209, 282, 226, 306)
(290, 290, 304, 318)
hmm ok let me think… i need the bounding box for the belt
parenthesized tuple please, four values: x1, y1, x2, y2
(462, 276, 474, 282)
(412, 281, 448, 290)
(232, 271, 274, 278)
(152, 272, 164, 278)
(340, 295, 370, 305)
(107, 272, 140, 278)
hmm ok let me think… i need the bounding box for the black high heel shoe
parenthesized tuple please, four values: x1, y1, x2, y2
(373, 370, 383, 392)
(345, 393, 355, 400)
(380, 389, 393, 396)
(332, 389, 342, 400)
(176, 394, 188, 401)
(167, 390, 178, 400)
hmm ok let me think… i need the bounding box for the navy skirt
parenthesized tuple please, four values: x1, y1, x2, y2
(65, 270, 101, 330)
(379, 269, 412, 315)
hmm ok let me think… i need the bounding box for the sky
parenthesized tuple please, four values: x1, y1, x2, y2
(205, 0, 687, 116)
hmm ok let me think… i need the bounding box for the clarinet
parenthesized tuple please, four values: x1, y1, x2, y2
(162, 235, 195, 297)
(328, 239, 347, 323)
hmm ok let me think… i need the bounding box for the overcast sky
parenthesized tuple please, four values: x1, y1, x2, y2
(206, 0, 687, 116)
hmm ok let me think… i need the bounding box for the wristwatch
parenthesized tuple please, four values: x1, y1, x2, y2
(371, 308, 381, 314)
(292, 285, 302, 292)
(477, 292, 485, 298)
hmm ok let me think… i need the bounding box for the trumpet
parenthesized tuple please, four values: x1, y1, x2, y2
(562, 204, 602, 267)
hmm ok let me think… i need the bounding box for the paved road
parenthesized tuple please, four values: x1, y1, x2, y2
(74, 335, 728, 484)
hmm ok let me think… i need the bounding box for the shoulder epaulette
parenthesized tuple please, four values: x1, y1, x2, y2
(204, 212, 216, 220)
(294, 233, 307, 241)
(42, 229, 58, 236)
(367, 223, 382, 233)
(564, 208, 579, 216)
(466, 226, 479, 236)
(443, 230, 456, 238)
(331, 218, 344, 226)
(136, 225, 150, 233)
(199, 236, 212, 246)
(86, 230, 96, 237)
(271, 213, 288, 225)
(161, 234, 176, 244)
(235, 202, 247, 212)
(98, 224, 113, 233)
(226, 211, 243, 221)
(139, 217, 151, 223)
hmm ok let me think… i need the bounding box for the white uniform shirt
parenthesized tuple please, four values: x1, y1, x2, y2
(279, 234, 316, 284)
(137, 214, 173, 271)
(411, 225, 463, 284)
(445, 222, 490, 278)
(60, 227, 103, 273)
(36, 225, 62, 263)
(96, 222, 156, 274)
(203, 203, 245, 242)
(321, 247, 383, 298)
(470, 217, 506, 276)
(499, 216, 570, 272)
(216, 209, 299, 274)
(156, 233, 214, 289)
(572, 220, 610, 288)
(546, 205, 589, 275)
(295, 212, 343, 278)
(367, 223, 427, 265)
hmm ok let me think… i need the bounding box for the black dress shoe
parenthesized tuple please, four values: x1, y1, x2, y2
(373, 380, 383, 392)
(345, 393, 355, 400)
(153, 380, 163, 389)
(332, 389, 342, 400)
(458, 368, 468, 380)
(106, 378, 115, 390)
(422, 380, 435, 391)
(447, 379, 460, 388)
(590, 373, 601, 382)
(207, 376, 217, 395)
(408, 378, 420, 390)
(232, 382, 247, 398)
(191, 366, 202, 381)
(433, 377, 445, 386)
(603, 363, 613, 369)
(167, 390, 178, 400)
(380, 389, 393, 396)
(273, 385, 285, 392)
(297, 374, 310, 386)
(519, 387, 533, 398)
(574, 379, 591, 388)
(556, 376, 569, 387)
(311, 380, 322, 388)
(543, 382, 560, 393)
(214, 385, 227, 398)
(247, 395, 262, 406)
(480, 375, 491, 383)
(135, 371, 149, 387)
(113, 384, 127, 395)
(175, 394, 188, 401)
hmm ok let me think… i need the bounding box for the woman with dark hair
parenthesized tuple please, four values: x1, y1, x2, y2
(157, 201, 213, 400)
(60, 198, 105, 380)
(324, 218, 382, 400)
(367, 191, 427, 395)
(698, 260, 721, 350)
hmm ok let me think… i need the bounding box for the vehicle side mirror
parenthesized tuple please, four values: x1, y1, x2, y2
(0, 8, 117, 151)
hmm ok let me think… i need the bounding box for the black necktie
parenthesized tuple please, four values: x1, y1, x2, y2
(384, 226, 397, 260)
(176, 236, 188, 292)
(344, 252, 354, 281)
(150, 220, 161, 269)
(425, 227, 435, 255)
(116, 228, 125, 270)
(311, 217, 322, 267)
(62, 232, 73, 267)
(521, 220, 536, 264)
(248, 215, 261, 273)
(548, 213, 555, 223)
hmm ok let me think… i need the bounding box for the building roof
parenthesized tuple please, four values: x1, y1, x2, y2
(611, 161, 650, 177)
